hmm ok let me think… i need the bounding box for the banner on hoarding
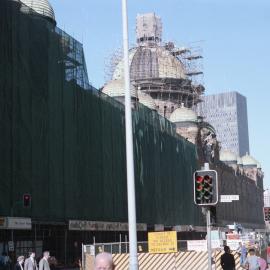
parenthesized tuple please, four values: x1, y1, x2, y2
(187, 240, 207, 251)
(7, 217, 32, 230)
(0, 217, 32, 230)
(154, 224, 164, 231)
(187, 239, 221, 251)
(69, 220, 147, 231)
(227, 239, 241, 250)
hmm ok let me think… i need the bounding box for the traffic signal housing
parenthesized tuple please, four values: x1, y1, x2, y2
(23, 194, 31, 208)
(194, 170, 218, 206)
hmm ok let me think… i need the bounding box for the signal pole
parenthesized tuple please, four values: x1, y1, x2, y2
(206, 206, 212, 270)
(204, 163, 212, 270)
(194, 162, 218, 270)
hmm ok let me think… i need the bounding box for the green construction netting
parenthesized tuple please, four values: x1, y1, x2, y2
(0, 0, 204, 226)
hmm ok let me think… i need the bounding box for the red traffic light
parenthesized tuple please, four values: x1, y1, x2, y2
(196, 176, 204, 183)
(23, 194, 31, 208)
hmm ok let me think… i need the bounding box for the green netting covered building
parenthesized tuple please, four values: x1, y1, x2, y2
(0, 0, 202, 225)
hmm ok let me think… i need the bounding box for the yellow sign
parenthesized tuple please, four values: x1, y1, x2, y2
(148, 231, 177, 254)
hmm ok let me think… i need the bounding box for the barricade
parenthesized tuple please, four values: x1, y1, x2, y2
(82, 242, 241, 270)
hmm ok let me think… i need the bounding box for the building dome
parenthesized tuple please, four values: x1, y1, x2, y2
(20, 0, 55, 22)
(219, 150, 237, 162)
(257, 162, 261, 169)
(138, 91, 156, 110)
(241, 153, 257, 167)
(237, 156, 243, 165)
(113, 46, 186, 81)
(102, 79, 136, 98)
(170, 104, 197, 123)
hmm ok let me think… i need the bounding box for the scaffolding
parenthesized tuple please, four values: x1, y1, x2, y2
(169, 42, 204, 88)
(103, 13, 205, 117)
(104, 47, 123, 83)
(58, 28, 91, 90)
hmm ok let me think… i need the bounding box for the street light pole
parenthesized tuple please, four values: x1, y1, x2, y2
(121, 0, 139, 269)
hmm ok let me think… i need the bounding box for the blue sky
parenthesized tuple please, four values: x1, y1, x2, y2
(50, 0, 270, 187)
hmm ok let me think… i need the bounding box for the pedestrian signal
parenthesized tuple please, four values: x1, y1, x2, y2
(194, 170, 218, 206)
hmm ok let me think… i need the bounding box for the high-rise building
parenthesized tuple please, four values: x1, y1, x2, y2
(195, 91, 250, 156)
(264, 189, 270, 207)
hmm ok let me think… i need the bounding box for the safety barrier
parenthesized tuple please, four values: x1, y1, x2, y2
(84, 251, 240, 270)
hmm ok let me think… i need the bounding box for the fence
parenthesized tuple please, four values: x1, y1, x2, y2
(82, 242, 241, 270)
(82, 240, 207, 256)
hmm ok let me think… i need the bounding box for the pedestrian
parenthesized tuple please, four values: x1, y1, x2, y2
(74, 258, 82, 270)
(258, 256, 267, 270)
(38, 252, 50, 270)
(94, 252, 115, 270)
(244, 248, 260, 270)
(24, 252, 37, 270)
(236, 242, 247, 266)
(14, 256, 24, 270)
(254, 241, 260, 256)
(267, 243, 270, 265)
(48, 256, 57, 270)
(220, 246, 235, 270)
(0, 252, 11, 270)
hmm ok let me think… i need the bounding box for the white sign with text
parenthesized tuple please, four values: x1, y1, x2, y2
(7, 217, 32, 230)
(220, 195, 239, 202)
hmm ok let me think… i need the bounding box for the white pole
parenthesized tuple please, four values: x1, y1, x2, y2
(206, 208, 212, 270)
(121, 0, 139, 269)
(204, 162, 212, 270)
(81, 243, 84, 270)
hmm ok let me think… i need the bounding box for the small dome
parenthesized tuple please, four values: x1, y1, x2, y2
(257, 162, 261, 169)
(219, 150, 237, 162)
(20, 0, 55, 22)
(102, 79, 136, 98)
(241, 153, 257, 167)
(138, 91, 156, 110)
(170, 104, 197, 123)
(237, 156, 243, 165)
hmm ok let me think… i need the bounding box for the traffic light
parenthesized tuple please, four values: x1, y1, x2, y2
(23, 194, 31, 208)
(194, 170, 218, 206)
(264, 207, 270, 221)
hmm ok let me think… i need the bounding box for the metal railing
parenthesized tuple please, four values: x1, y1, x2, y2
(83, 240, 192, 256)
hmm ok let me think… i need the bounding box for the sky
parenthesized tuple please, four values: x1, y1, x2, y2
(50, 0, 270, 187)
